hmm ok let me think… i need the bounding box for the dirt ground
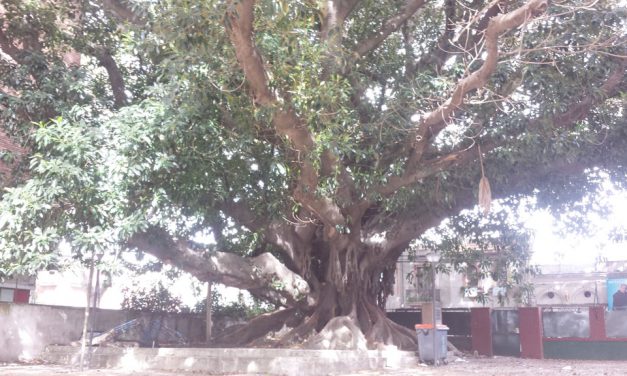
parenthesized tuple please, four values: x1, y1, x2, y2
(341, 357, 627, 375)
(2, 356, 627, 376)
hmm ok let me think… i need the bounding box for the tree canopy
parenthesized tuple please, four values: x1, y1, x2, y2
(0, 0, 625, 348)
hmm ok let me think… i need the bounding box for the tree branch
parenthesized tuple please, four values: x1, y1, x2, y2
(320, 0, 362, 39)
(380, 187, 475, 263)
(354, 0, 427, 58)
(91, 46, 127, 108)
(225, 5, 313, 155)
(407, 0, 548, 166)
(338, 0, 362, 20)
(220, 200, 312, 274)
(374, 58, 626, 260)
(375, 143, 488, 196)
(98, 0, 145, 26)
(373, 56, 624, 197)
(225, 0, 313, 151)
(127, 226, 313, 308)
(415, 1, 504, 74)
(225, 0, 274, 106)
(0, 25, 23, 63)
(225, 0, 347, 229)
(552, 58, 626, 128)
(378, 153, 590, 267)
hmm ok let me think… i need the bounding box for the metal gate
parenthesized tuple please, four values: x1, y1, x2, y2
(491, 309, 520, 356)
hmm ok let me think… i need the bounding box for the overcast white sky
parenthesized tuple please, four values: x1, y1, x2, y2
(526, 180, 627, 266)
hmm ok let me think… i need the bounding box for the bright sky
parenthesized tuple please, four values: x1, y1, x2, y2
(526, 179, 627, 267)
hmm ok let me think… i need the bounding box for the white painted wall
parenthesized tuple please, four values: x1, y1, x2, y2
(0, 303, 205, 362)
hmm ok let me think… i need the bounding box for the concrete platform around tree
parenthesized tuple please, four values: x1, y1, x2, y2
(6, 356, 627, 376)
(41, 346, 419, 375)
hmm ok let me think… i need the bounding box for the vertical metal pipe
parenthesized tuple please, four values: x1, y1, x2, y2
(79, 253, 96, 371)
(87, 269, 100, 367)
(206, 282, 212, 343)
(432, 265, 438, 366)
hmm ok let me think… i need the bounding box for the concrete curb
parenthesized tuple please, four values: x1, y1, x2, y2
(43, 346, 419, 375)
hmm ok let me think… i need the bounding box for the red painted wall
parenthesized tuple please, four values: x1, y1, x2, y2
(519, 307, 544, 359)
(471, 307, 493, 356)
(13, 289, 30, 304)
(588, 305, 606, 340)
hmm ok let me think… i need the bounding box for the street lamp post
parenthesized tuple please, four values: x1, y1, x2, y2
(426, 252, 441, 365)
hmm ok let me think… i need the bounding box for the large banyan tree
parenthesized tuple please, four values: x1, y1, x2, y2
(0, 0, 625, 348)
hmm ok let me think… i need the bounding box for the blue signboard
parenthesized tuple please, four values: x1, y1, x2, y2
(607, 277, 627, 311)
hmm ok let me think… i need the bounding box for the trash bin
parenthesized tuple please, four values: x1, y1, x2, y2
(415, 324, 449, 364)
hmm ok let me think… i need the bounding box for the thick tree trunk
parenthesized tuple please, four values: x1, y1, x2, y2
(130, 226, 416, 350)
(212, 239, 416, 350)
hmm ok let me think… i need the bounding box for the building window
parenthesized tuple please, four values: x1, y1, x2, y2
(14, 289, 30, 303)
(0, 288, 30, 303)
(0, 288, 15, 302)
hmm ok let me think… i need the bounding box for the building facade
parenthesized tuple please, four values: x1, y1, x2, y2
(386, 252, 627, 311)
(0, 275, 35, 303)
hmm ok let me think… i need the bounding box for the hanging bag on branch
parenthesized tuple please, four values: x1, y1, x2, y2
(478, 145, 491, 215)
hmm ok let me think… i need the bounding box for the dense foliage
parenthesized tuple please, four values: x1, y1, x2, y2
(122, 280, 184, 313)
(0, 0, 625, 348)
(412, 202, 537, 306)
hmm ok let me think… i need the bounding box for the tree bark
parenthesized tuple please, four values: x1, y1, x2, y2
(127, 226, 313, 308)
(91, 47, 128, 108)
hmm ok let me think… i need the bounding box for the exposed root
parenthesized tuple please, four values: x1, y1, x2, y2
(213, 283, 417, 351)
(448, 339, 465, 356)
(212, 308, 301, 347)
(275, 295, 417, 351)
(365, 317, 416, 350)
(275, 309, 320, 347)
(363, 300, 416, 350)
(356, 298, 373, 334)
(304, 316, 368, 350)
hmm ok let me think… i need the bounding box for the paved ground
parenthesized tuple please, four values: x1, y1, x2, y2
(3, 356, 627, 376)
